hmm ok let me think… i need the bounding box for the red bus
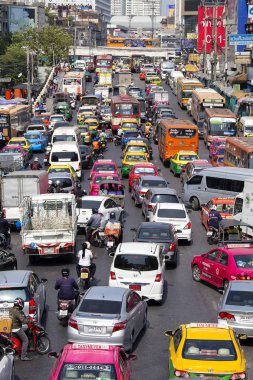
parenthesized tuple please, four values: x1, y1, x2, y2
(95, 54, 113, 74)
(111, 95, 140, 132)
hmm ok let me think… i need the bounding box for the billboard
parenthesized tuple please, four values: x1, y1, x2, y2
(8, 6, 36, 33)
(197, 6, 225, 54)
(166, 4, 175, 30)
(46, 0, 95, 6)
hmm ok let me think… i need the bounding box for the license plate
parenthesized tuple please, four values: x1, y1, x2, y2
(129, 285, 141, 291)
(107, 241, 114, 247)
(81, 272, 89, 279)
(207, 231, 213, 236)
(241, 316, 253, 322)
(0, 308, 9, 315)
(44, 247, 54, 254)
(99, 232, 105, 236)
(59, 310, 68, 316)
(88, 326, 103, 333)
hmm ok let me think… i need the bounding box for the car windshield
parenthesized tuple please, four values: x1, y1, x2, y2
(77, 200, 101, 209)
(124, 132, 138, 138)
(114, 254, 158, 271)
(49, 168, 70, 174)
(226, 290, 253, 307)
(126, 154, 146, 161)
(79, 299, 122, 314)
(234, 255, 253, 269)
(157, 209, 186, 218)
(179, 155, 197, 161)
(0, 288, 29, 302)
(58, 363, 117, 380)
(51, 152, 78, 162)
(94, 164, 115, 172)
(182, 339, 236, 361)
(51, 116, 64, 121)
(53, 135, 75, 142)
(151, 194, 178, 203)
(128, 146, 147, 152)
(138, 228, 172, 240)
(142, 179, 167, 188)
(79, 127, 88, 133)
(94, 176, 118, 184)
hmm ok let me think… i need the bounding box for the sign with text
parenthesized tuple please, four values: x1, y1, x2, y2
(46, 0, 94, 7)
(229, 34, 253, 45)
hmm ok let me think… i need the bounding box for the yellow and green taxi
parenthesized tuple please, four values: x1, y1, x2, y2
(8, 137, 32, 158)
(123, 141, 149, 157)
(165, 323, 247, 379)
(170, 150, 199, 176)
(121, 118, 139, 132)
(146, 76, 162, 86)
(85, 118, 99, 138)
(121, 151, 149, 178)
(78, 124, 92, 145)
(77, 111, 94, 124)
(48, 163, 77, 181)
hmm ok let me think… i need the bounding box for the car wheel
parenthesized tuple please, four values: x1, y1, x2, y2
(190, 197, 200, 211)
(127, 332, 134, 353)
(142, 311, 147, 331)
(192, 265, 201, 282)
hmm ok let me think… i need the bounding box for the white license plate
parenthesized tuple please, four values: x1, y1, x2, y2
(241, 317, 253, 323)
(0, 308, 9, 315)
(59, 310, 68, 316)
(207, 231, 213, 236)
(107, 241, 114, 247)
(44, 247, 54, 254)
(81, 272, 89, 279)
(99, 232, 105, 236)
(88, 326, 103, 333)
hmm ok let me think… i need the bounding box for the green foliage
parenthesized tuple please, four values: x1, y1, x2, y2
(0, 43, 27, 83)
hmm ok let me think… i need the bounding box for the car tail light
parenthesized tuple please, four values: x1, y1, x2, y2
(155, 274, 161, 282)
(78, 162, 81, 170)
(174, 369, 189, 377)
(138, 191, 146, 195)
(87, 132, 91, 136)
(37, 141, 41, 144)
(169, 243, 175, 251)
(69, 319, 78, 330)
(218, 311, 235, 321)
(229, 373, 246, 380)
(237, 274, 251, 280)
(29, 298, 36, 315)
(184, 222, 192, 229)
(2, 209, 6, 218)
(148, 204, 153, 210)
(112, 320, 127, 333)
(110, 271, 116, 280)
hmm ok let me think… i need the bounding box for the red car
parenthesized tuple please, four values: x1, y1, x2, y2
(1, 144, 29, 167)
(90, 173, 121, 195)
(201, 197, 235, 230)
(191, 246, 253, 289)
(49, 343, 136, 380)
(128, 163, 159, 192)
(89, 159, 118, 180)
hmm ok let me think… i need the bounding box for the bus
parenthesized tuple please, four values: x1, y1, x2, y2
(107, 37, 160, 48)
(111, 95, 140, 133)
(158, 119, 199, 166)
(191, 88, 225, 126)
(62, 71, 86, 98)
(177, 78, 204, 109)
(203, 108, 237, 147)
(0, 104, 30, 144)
(224, 137, 253, 169)
(73, 56, 95, 72)
(95, 54, 113, 74)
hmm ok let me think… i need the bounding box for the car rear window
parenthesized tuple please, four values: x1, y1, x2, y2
(142, 179, 167, 188)
(27, 127, 44, 131)
(0, 288, 29, 302)
(138, 228, 172, 240)
(79, 299, 122, 314)
(179, 155, 197, 161)
(58, 363, 117, 380)
(77, 200, 101, 209)
(24, 134, 40, 140)
(114, 254, 158, 271)
(51, 152, 78, 162)
(94, 165, 115, 171)
(233, 254, 253, 269)
(226, 290, 253, 306)
(53, 135, 75, 143)
(127, 146, 147, 152)
(151, 194, 179, 203)
(182, 339, 236, 361)
(126, 155, 146, 161)
(134, 167, 155, 175)
(50, 178, 72, 188)
(157, 209, 186, 218)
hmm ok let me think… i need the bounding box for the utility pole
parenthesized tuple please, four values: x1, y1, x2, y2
(213, 4, 218, 81)
(146, 0, 156, 39)
(26, 47, 31, 106)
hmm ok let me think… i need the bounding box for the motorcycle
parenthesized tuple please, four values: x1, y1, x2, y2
(113, 136, 121, 146)
(104, 220, 122, 256)
(92, 151, 104, 161)
(0, 320, 50, 356)
(57, 299, 75, 327)
(207, 227, 219, 245)
(79, 267, 91, 290)
(88, 227, 107, 248)
(44, 144, 52, 165)
(100, 140, 107, 152)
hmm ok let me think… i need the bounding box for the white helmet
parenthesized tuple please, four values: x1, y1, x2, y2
(48, 180, 53, 185)
(210, 205, 217, 211)
(34, 157, 39, 162)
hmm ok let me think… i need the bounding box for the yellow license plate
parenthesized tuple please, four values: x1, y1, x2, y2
(81, 273, 89, 279)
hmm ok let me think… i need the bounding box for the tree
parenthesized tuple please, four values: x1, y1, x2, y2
(0, 44, 27, 84)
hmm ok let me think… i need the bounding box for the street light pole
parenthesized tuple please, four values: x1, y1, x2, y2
(26, 47, 31, 105)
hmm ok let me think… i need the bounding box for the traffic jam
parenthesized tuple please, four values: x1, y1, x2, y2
(0, 56, 253, 380)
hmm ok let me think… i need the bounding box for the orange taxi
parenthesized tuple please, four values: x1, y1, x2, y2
(201, 197, 235, 230)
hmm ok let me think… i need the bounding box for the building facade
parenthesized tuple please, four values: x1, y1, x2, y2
(111, 0, 126, 16)
(125, 0, 160, 16)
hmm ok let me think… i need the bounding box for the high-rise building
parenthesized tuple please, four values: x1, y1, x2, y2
(125, 0, 160, 16)
(111, 0, 126, 16)
(175, 0, 201, 35)
(95, 0, 111, 22)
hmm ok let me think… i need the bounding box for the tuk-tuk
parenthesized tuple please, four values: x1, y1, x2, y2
(98, 180, 125, 207)
(217, 219, 253, 244)
(53, 102, 72, 121)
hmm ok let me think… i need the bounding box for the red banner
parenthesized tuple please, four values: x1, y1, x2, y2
(197, 6, 225, 54)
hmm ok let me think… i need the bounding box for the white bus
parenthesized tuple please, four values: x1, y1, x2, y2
(62, 71, 85, 99)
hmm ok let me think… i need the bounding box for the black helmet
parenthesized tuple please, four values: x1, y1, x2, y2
(82, 242, 87, 250)
(14, 298, 24, 309)
(61, 268, 69, 277)
(92, 208, 98, 214)
(77, 183, 82, 189)
(110, 211, 116, 219)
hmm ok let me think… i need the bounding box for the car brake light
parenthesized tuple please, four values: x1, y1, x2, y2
(148, 204, 153, 210)
(169, 243, 175, 251)
(237, 274, 251, 280)
(2, 209, 6, 218)
(112, 320, 127, 333)
(110, 271, 116, 280)
(78, 162, 81, 169)
(218, 311, 235, 321)
(174, 369, 189, 377)
(155, 274, 161, 282)
(229, 373, 246, 380)
(184, 222, 191, 229)
(69, 319, 78, 330)
(29, 298, 36, 315)
(87, 132, 91, 136)
(138, 191, 146, 195)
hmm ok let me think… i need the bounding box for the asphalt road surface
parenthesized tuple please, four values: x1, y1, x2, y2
(14, 74, 253, 380)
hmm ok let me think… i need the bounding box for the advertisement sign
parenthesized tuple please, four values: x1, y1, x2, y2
(229, 34, 253, 45)
(46, 0, 94, 7)
(166, 4, 175, 30)
(197, 6, 225, 54)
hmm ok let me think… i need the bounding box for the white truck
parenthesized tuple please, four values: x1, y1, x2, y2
(117, 72, 132, 86)
(1, 170, 48, 227)
(19, 193, 77, 264)
(234, 178, 253, 236)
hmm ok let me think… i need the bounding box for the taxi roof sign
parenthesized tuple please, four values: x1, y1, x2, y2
(72, 344, 110, 350)
(186, 323, 228, 329)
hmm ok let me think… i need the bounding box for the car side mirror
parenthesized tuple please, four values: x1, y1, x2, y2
(48, 352, 59, 358)
(164, 330, 173, 337)
(4, 347, 14, 355)
(238, 334, 247, 340)
(41, 278, 48, 283)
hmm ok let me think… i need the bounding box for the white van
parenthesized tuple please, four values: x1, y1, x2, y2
(160, 61, 175, 80)
(168, 71, 184, 94)
(182, 167, 253, 210)
(49, 141, 82, 178)
(51, 126, 81, 144)
(238, 116, 253, 137)
(109, 242, 165, 302)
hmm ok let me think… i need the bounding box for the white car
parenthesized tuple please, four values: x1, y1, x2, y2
(149, 203, 192, 243)
(77, 196, 123, 228)
(48, 114, 66, 129)
(109, 242, 165, 302)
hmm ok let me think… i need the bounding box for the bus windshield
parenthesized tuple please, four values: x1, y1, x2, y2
(63, 78, 81, 85)
(97, 59, 111, 66)
(209, 118, 236, 136)
(183, 90, 192, 98)
(114, 103, 139, 116)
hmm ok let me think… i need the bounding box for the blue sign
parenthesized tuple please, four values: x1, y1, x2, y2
(237, 0, 248, 52)
(229, 34, 253, 45)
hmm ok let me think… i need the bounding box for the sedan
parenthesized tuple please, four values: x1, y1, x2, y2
(150, 203, 192, 243)
(170, 151, 199, 177)
(128, 163, 159, 192)
(68, 286, 147, 353)
(131, 175, 168, 207)
(24, 131, 47, 152)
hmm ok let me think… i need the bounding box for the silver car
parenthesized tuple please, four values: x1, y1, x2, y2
(131, 175, 168, 207)
(217, 280, 253, 337)
(142, 187, 180, 221)
(0, 270, 47, 323)
(0, 347, 14, 380)
(67, 286, 147, 352)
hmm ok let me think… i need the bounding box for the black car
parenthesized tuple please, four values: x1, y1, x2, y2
(80, 145, 93, 169)
(0, 248, 17, 271)
(85, 71, 92, 82)
(132, 222, 178, 267)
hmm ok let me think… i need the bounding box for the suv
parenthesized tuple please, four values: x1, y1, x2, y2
(0, 270, 47, 322)
(142, 187, 179, 221)
(109, 242, 165, 302)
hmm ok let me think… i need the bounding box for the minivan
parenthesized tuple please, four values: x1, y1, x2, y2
(51, 126, 81, 145)
(49, 141, 82, 179)
(182, 167, 253, 210)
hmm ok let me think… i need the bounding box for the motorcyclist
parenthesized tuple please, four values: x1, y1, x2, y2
(75, 183, 86, 198)
(9, 298, 31, 361)
(92, 138, 101, 154)
(54, 268, 79, 309)
(208, 205, 222, 230)
(47, 180, 55, 193)
(76, 242, 96, 279)
(86, 208, 103, 241)
(117, 128, 123, 137)
(30, 157, 42, 170)
(55, 180, 62, 193)
(0, 212, 11, 248)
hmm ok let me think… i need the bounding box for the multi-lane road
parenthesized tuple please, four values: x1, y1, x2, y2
(14, 75, 253, 380)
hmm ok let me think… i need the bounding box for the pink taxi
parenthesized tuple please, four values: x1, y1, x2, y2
(90, 173, 121, 195)
(49, 343, 136, 380)
(209, 137, 226, 158)
(191, 245, 253, 290)
(89, 159, 118, 180)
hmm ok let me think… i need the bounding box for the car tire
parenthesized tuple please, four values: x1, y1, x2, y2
(192, 265, 201, 282)
(127, 332, 134, 353)
(142, 311, 147, 331)
(190, 197, 200, 211)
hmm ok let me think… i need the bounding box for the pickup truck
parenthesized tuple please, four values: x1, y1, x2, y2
(20, 193, 77, 264)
